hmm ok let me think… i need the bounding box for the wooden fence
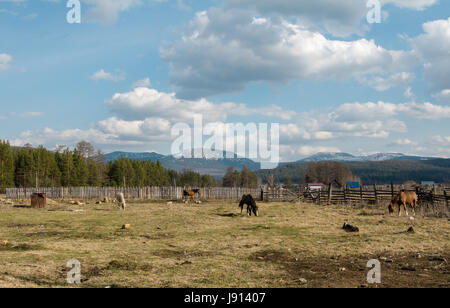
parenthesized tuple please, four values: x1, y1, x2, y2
(264, 184, 450, 209)
(6, 187, 261, 201)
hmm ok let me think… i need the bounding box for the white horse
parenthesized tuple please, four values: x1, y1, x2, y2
(116, 193, 126, 210)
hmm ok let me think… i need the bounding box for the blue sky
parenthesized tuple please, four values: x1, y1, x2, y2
(0, 0, 449, 161)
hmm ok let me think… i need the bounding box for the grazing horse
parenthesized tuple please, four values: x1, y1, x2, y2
(239, 195, 259, 217)
(116, 193, 126, 210)
(389, 191, 418, 216)
(183, 189, 201, 202)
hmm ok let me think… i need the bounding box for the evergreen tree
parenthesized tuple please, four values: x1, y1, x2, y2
(240, 165, 258, 188)
(56, 149, 74, 186)
(87, 160, 101, 186)
(0, 141, 14, 189)
(72, 150, 88, 186)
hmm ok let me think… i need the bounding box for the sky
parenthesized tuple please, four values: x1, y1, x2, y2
(0, 0, 449, 162)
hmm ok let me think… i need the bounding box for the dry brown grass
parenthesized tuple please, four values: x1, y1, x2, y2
(0, 200, 448, 288)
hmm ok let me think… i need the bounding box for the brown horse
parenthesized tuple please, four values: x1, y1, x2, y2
(183, 189, 201, 202)
(389, 191, 418, 216)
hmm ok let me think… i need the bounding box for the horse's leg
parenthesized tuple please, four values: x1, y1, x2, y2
(403, 201, 409, 216)
(398, 203, 402, 217)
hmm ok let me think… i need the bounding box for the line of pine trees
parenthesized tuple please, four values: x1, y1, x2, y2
(222, 166, 259, 188)
(0, 140, 220, 189)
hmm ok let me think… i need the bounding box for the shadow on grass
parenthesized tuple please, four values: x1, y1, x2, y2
(0, 243, 45, 252)
(216, 213, 241, 218)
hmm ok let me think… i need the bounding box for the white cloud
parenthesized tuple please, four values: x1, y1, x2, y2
(98, 116, 171, 141)
(334, 101, 450, 121)
(91, 69, 126, 82)
(226, 0, 439, 37)
(382, 0, 439, 10)
(225, 0, 367, 37)
(391, 138, 419, 147)
(411, 18, 450, 99)
(359, 72, 415, 91)
(83, 0, 143, 25)
(18, 112, 44, 118)
(132, 77, 151, 88)
(431, 135, 450, 146)
(280, 145, 341, 160)
(0, 53, 12, 71)
(107, 87, 296, 122)
(433, 89, 450, 103)
(162, 9, 411, 99)
(278, 100, 450, 146)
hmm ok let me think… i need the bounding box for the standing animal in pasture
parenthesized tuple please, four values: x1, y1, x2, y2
(116, 193, 126, 210)
(239, 195, 259, 217)
(389, 191, 418, 217)
(183, 189, 201, 202)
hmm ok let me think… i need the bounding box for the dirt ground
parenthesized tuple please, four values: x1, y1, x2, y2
(0, 199, 448, 288)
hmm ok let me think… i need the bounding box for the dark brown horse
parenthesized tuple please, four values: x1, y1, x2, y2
(183, 189, 201, 202)
(389, 191, 418, 216)
(239, 195, 259, 217)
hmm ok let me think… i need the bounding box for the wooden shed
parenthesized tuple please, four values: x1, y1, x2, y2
(31, 193, 47, 209)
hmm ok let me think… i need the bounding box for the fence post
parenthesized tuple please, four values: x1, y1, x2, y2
(328, 184, 332, 204)
(391, 182, 394, 199)
(360, 186, 363, 202)
(343, 187, 347, 203)
(373, 184, 378, 205)
(444, 190, 448, 208)
(431, 185, 436, 208)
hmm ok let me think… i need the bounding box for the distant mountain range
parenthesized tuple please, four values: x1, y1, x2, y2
(104, 151, 261, 177)
(295, 152, 441, 163)
(104, 151, 447, 178)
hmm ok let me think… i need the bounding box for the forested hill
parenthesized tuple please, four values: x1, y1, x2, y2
(105, 151, 261, 177)
(256, 159, 450, 185)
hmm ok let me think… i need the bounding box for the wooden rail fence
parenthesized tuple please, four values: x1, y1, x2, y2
(6, 187, 261, 201)
(264, 184, 450, 209)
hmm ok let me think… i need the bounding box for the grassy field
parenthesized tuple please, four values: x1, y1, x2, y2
(0, 199, 448, 288)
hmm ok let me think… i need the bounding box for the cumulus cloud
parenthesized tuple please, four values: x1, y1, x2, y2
(225, 0, 439, 37)
(11, 85, 450, 158)
(411, 18, 450, 100)
(225, 0, 367, 37)
(91, 69, 126, 82)
(162, 9, 411, 99)
(107, 87, 296, 122)
(0, 53, 12, 71)
(278, 100, 450, 147)
(359, 72, 415, 91)
(132, 77, 152, 88)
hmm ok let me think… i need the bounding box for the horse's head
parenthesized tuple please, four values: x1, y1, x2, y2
(388, 194, 399, 214)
